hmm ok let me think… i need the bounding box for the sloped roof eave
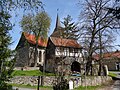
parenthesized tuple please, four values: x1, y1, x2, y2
(23, 32, 48, 47)
(93, 51, 120, 60)
(50, 37, 82, 48)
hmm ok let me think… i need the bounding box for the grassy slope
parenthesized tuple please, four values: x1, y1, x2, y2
(108, 72, 117, 77)
(12, 70, 55, 76)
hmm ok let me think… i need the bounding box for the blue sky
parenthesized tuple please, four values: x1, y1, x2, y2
(9, 0, 82, 50)
(9, 0, 120, 50)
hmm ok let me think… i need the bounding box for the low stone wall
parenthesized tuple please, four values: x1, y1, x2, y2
(9, 76, 55, 86)
(72, 76, 112, 88)
(9, 76, 112, 88)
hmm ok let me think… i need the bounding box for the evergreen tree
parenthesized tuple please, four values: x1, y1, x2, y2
(61, 15, 79, 40)
(0, 9, 15, 90)
(0, 0, 43, 89)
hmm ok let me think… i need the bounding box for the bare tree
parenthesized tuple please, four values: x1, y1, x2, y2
(107, 0, 120, 20)
(78, 0, 119, 75)
(96, 28, 115, 75)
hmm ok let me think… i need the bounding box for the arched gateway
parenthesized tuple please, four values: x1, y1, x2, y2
(71, 61, 81, 72)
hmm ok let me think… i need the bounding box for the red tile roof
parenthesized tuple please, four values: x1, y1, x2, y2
(94, 51, 120, 60)
(23, 32, 48, 47)
(50, 37, 81, 48)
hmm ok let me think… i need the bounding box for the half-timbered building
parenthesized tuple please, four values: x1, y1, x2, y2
(45, 14, 83, 74)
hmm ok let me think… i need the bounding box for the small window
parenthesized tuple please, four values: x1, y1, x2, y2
(39, 51, 42, 62)
(60, 47, 64, 52)
(43, 51, 45, 61)
(69, 48, 74, 53)
(74, 49, 78, 53)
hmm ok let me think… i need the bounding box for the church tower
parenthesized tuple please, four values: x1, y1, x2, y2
(50, 14, 63, 37)
(55, 13, 61, 30)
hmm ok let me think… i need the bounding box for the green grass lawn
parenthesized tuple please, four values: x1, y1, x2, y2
(108, 72, 117, 77)
(74, 85, 101, 90)
(9, 83, 52, 90)
(12, 70, 55, 76)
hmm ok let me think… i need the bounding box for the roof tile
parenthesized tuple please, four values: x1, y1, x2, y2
(94, 51, 120, 60)
(50, 37, 81, 48)
(23, 32, 47, 47)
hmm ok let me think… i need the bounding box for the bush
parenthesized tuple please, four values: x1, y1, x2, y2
(0, 82, 12, 90)
(53, 79, 69, 90)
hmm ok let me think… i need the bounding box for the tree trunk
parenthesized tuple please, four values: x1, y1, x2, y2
(98, 62, 102, 76)
(98, 30, 104, 76)
(34, 39, 38, 67)
(86, 58, 93, 75)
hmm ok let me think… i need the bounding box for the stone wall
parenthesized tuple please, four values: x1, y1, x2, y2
(9, 76, 112, 88)
(72, 76, 112, 88)
(9, 76, 55, 86)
